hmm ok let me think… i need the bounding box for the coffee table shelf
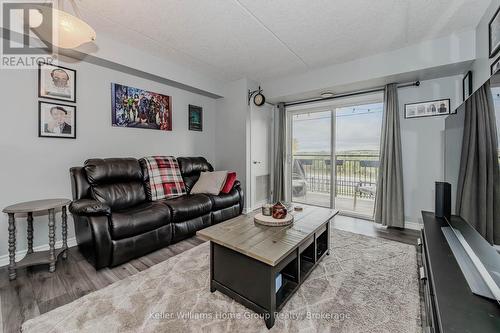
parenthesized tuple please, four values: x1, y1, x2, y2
(276, 279, 298, 309)
(300, 258, 315, 277)
(317, 229, 329, 258)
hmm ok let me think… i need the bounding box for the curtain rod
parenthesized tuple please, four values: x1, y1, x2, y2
(284, 81, 420, 107)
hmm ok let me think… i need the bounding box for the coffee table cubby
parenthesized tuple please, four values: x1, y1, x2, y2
(276, 223, 330, 311)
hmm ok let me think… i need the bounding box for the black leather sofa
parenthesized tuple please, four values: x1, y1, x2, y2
(69, 157, 243, 269)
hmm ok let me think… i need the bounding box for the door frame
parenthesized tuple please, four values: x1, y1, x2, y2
(285, 93, 384, 218)
(249, 103, 273, 211)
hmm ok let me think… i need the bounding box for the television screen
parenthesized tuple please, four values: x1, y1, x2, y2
(444, 72, 500, 245)
(443, 74, 500, 302)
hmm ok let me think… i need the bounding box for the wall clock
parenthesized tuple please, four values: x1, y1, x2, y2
(253, 91, 265, 106)
(248, 86, 266, 106)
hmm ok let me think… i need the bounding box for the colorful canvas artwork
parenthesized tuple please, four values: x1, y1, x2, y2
(111, 83, 172, 131)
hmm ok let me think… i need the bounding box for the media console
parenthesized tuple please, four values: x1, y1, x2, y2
(420, 211, 500, 332)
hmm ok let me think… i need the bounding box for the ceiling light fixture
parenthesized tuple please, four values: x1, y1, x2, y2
(320, 92, 334, 98)
(33, 0, 96, 49)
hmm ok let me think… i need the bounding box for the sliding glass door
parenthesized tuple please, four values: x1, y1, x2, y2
(291, 110, 332, 207)
(288, 97, 383, 219)
(334, 103, 383, 217)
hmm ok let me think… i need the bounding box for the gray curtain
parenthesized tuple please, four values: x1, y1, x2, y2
(456, 81, 500, 244)
(272, 102, 286, 202)
(374, 84, 405, 227)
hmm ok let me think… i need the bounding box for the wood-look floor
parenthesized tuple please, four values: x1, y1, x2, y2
(332, 215, 420, 245)
(0, 216, 419, 333)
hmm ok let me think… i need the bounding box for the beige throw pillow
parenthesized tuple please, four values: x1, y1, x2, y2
(191, 171, 228, 195)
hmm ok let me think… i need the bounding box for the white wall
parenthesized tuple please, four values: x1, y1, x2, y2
(472, 0, 500, 90)
(76, 32, 225, 97)
(398, 75, 462, 225)
(0, 57, 217, 259)
(214, 78, 250, 208)
(213, 78, 272, 211)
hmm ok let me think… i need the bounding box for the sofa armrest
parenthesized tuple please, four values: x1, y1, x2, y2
(86, 215, 113, 269)
(232, 180, 244, 214)
(69, 199, 111, 216)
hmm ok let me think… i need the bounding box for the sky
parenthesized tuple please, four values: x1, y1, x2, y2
(292, 103, 383, 153)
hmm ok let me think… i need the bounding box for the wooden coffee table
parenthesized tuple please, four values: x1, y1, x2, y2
(197, 205, 338, 328)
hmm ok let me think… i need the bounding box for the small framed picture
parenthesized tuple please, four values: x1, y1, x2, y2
(404, 99, 451, 119)
(188, 104, 203, 131)
(491, 56, 500, 75)
(490, 6, 500, 58)
(39, 101, 76, 139)
(38, 62, 76, 102)
(462, 71, 472, 101)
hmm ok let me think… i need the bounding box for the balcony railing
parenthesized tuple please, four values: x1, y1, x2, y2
(293, 153, 379, 199)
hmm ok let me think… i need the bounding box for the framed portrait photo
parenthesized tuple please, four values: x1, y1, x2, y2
(188, 104, 203, 131)
(38, 62, 76, 102)
(404, 99, 451, 119)
(489, 6, 500, 58)
(491, 56, 500, 76)
(462, 71, 472, 101)
(39, 101, 76, 139)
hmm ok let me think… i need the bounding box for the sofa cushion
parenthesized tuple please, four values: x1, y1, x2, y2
(221, 171, 237, 194)
(212, 205, 240, 225)
(177, 157, 214, 193)
(110, 201, 171, 240)
(164, 194, 212, 222)
(172, 214, 211, 242)
(111, 224, 173, 266)
(191, 171, 227, 195)
(85, 158, 147, 210)
(85, 158, 143, 185)
(139, 156, 187, 201)
(91, 182, 146, 211)
(206, 188, 240, 211)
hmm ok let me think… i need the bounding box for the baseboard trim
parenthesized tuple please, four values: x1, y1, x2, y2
(0, 237, 77, 268)
(242, 207, 254, 214)
(405, 221, 422, 231)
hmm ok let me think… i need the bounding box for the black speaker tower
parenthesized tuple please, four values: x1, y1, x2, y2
(435, 182, 451, 220)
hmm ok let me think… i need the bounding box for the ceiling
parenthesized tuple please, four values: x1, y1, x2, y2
(74, 0, 491, 83)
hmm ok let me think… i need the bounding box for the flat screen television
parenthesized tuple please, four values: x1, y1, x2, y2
(443, 71, 500, 303)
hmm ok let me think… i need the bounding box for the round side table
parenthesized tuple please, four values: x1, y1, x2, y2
(2, 198, 71, 280)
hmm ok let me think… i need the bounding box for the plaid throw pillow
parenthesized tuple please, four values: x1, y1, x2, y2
(142, 156, 187, 200)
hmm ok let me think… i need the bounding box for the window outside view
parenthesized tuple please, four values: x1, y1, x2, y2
(291, 103, 383, 217)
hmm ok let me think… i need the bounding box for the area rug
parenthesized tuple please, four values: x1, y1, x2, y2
(22, 229, 420, 333)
